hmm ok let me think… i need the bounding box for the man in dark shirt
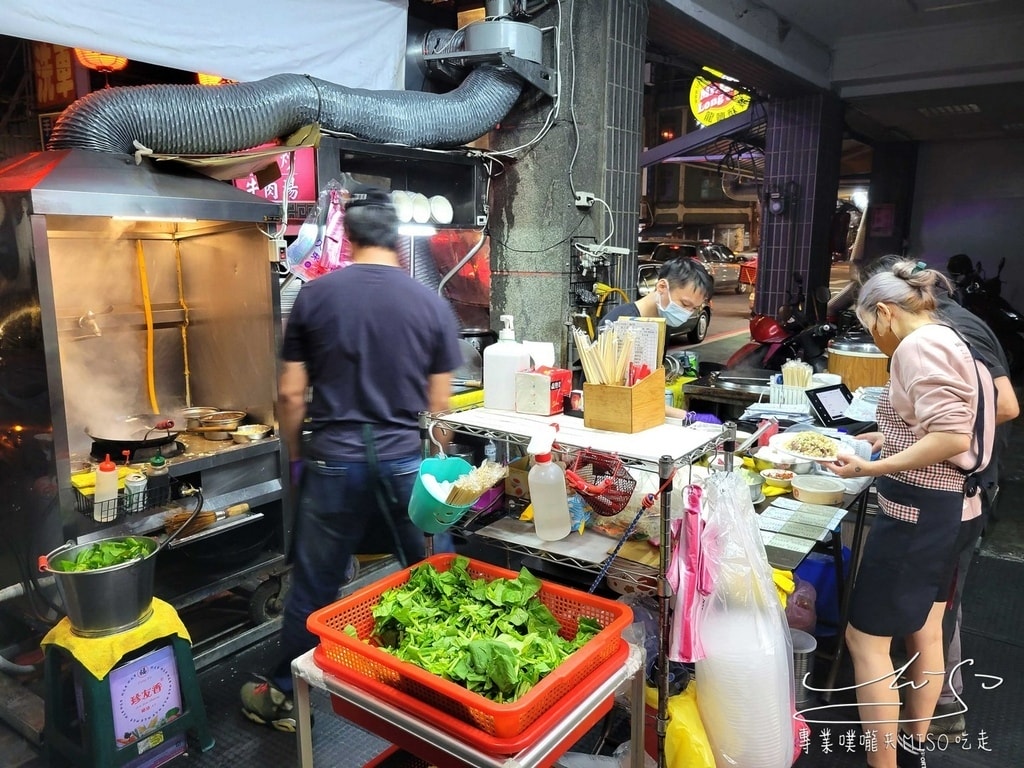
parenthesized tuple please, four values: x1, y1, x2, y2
(856, 255, 1019, 738)
(240, 188, 463, 731)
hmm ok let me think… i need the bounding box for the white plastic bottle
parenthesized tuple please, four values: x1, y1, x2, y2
(93, 454, 119, 523)
(483, 314, 531, 411)
(528, 452, 572, 541)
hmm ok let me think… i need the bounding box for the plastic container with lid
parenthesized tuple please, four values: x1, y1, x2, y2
(483, 314, 531, 411)
(146, 453, 171, 501)
(92, 454, 119, 523)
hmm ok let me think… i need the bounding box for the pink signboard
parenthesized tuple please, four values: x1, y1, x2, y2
(234, 147, 318, 223)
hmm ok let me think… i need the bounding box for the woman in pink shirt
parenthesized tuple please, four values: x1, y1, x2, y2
(825, 262, 995, 768)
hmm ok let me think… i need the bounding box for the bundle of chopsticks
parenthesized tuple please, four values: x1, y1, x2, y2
(781, 359, 813, 388)
(445, 461, 507, 507)
(573, 326, 635, 385)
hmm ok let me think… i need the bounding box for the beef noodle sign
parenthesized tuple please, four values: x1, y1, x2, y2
(689, 68, 751, 127)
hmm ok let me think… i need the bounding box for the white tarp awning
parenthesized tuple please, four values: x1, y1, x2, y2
(3, 0, 408, 90)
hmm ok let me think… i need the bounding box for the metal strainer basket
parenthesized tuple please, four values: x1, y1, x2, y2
(565, 448, 637, 517)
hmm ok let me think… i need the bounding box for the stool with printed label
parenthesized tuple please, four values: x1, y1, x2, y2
(42, 598, 214, 767)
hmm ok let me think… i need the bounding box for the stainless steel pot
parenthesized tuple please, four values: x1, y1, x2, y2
(39, 536, 159, 637)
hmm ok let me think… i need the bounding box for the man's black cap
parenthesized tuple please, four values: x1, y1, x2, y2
(345, 187, 394, 211)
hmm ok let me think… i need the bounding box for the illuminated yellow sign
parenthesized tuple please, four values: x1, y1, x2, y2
(689, 68, 751, 126)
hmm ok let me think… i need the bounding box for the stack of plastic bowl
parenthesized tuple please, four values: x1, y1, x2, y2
(696, 608, 794, 768)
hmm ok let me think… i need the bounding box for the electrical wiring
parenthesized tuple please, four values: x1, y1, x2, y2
(565, 0, 581, 198)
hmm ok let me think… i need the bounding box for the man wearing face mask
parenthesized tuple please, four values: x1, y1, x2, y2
(602, 257, 713, 329)
(600, 258, 714, 417)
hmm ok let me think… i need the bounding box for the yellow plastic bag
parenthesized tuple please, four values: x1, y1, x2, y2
(644, 682, 715, 768)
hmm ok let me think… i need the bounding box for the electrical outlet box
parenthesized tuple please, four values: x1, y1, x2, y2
(574, 191, 595, 208)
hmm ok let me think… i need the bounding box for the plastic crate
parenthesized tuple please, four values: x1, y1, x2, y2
(316, 640, 625, 755)
(308, 553, 633, 739)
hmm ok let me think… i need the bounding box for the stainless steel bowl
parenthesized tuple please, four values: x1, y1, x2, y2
(180, 406, 220, 430)
(231, 424, 272, 443)
(198, 410, 246, 440)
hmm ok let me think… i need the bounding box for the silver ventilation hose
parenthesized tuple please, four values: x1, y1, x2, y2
(48, 64, 523, 155)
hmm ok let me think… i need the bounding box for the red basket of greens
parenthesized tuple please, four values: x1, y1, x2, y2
(307, 553, 632, 739)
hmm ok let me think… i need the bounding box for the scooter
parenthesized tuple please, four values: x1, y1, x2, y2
(726, 273, 838, 372)
(949, 255, 1024, 376)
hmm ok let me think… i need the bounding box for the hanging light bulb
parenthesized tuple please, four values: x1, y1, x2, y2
(196, 73, 237, 86)
(73, 49, 128, 74)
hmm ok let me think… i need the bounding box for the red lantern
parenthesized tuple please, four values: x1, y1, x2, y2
(197, 73, 236, 86)
(73, 49, 128, 73)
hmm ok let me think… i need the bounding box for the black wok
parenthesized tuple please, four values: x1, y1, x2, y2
(85, 413, 181, 448)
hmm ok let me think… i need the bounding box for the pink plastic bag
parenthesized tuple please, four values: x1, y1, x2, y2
(667, 484, 704, 663)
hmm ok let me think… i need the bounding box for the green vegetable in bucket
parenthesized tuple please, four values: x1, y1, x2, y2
(353, 555, 602, 702)
(52, 537, 154, 572)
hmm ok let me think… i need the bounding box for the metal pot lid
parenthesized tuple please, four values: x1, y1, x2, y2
(712, 369, 774, 394)
(828, 330, 883, 354)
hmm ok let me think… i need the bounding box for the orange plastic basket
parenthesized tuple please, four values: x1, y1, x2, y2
(316, 641, 626, 756)
(307, 553, 633, 739)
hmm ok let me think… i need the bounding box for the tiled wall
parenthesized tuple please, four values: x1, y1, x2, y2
(601, 0, 648, 289)
(757, 94, 844, 317)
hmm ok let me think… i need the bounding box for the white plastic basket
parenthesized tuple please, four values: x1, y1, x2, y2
(769, 382, 808, 405)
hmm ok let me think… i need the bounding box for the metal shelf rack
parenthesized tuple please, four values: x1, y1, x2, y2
(423, 407, 739, 767)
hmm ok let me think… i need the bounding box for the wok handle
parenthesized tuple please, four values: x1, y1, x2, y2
(155, 419, 175, 430)
(38, 555, 51, 573)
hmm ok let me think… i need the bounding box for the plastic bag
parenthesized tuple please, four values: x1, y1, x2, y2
(643, 682, 715, 768)
(286, 179, 351, 281)
(666, 483, 703, 663)
(693, 471, 795, 768)
(785, 576, 817, 634)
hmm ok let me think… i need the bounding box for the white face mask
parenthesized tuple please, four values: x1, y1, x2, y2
(657, 290, 693, 325)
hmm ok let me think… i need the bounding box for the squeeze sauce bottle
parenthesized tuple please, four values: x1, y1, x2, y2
(483, 314, 531, 411)
(527, 430, 571, 541)
(93, 454, 119, 523)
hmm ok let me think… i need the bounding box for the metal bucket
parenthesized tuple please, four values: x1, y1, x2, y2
(39, 536, 159, 637)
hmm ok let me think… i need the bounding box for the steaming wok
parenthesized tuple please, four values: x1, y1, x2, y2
(85, 413, 181, 448)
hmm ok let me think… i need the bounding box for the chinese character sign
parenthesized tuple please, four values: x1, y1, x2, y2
(32, 42, 77, 110)
(234, 147, 317, 222)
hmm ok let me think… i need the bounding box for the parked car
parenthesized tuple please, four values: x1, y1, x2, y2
(644, 241, 753, 294)
(636, 262, 712, 343)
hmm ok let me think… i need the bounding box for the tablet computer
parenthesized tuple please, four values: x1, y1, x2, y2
(805, 383, 857, 427)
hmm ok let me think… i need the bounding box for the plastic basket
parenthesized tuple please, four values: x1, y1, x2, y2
(307, 553, 633, 739)
(316, 640, 625, 755)
(565, 448, 637, 516)
(407, 456, 473, 533)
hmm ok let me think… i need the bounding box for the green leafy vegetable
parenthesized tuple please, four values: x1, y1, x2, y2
(367, 556, 602, 702)
(52, 537, 154, 572)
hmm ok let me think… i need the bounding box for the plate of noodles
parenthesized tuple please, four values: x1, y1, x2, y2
(769, 431, 846, 463)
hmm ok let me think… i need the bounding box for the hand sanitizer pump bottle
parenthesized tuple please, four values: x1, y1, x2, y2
(483, 314, 530, 411)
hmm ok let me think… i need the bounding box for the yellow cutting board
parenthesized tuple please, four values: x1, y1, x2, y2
(612, 539, 661, 567)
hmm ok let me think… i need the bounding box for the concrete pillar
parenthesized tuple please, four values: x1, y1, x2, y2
(863, 142, 918, 264)
(756, 93, 844, 320)
(487, 0, 648, 363)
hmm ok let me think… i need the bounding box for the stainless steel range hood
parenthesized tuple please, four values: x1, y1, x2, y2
(0, 149, 280, 223)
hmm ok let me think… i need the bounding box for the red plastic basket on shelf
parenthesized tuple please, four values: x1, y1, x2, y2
(307, 553, 633, 739)
(315, 640, 626, 756)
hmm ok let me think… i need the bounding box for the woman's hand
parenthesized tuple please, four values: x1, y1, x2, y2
(822, 453, 875, 478)
(857, 431, 885, 453)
